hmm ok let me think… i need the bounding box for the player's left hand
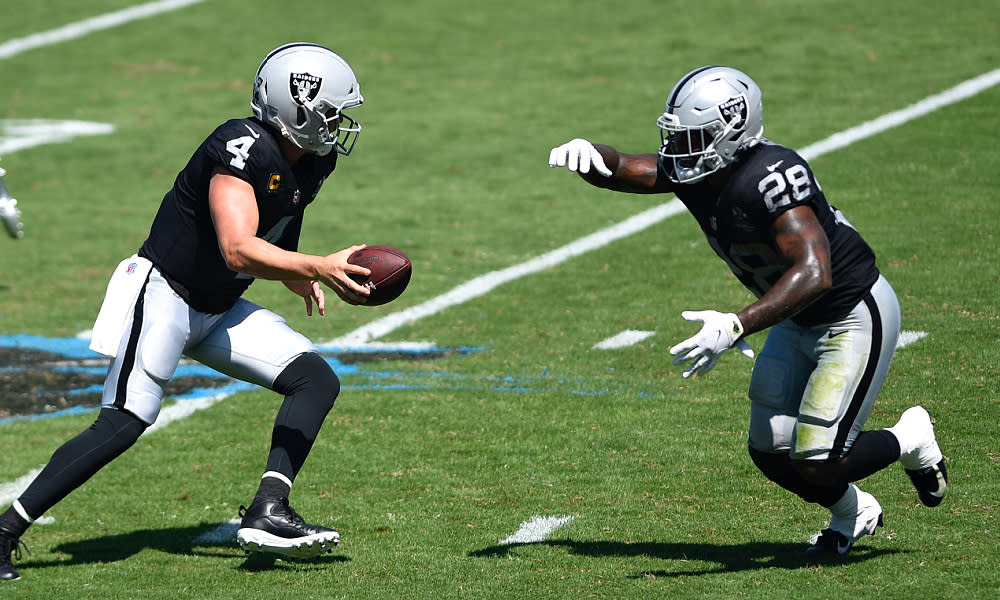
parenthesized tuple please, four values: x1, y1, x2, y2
(669, 310, 754, 378)
(284, 279, 326, 316)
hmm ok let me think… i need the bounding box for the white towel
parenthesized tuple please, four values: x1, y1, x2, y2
(89, 255, 153, 358)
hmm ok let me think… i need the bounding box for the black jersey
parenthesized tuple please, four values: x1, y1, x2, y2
(667, 141, 879, 326)
(139, 117, 337, 314)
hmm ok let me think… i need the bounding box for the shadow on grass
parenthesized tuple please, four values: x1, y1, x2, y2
(470, 538, 902, 576)
(19, 521, 349, 573)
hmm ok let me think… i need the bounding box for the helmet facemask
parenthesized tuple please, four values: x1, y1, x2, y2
(288, 95, 362, 157)
(657, 114, 727, 184)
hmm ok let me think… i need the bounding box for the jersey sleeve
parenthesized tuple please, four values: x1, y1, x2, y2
(201, 119, 276, 191)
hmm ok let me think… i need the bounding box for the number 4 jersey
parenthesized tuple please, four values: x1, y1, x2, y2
(139, 117, 338, 314)
(668, 140, 879, 327)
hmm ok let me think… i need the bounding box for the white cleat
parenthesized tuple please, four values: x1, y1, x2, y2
(893, 406, 948, 506)
(806, 488, 883, 556)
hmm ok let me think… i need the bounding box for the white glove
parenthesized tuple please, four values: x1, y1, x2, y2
(0, 168, 23, 239)
(669, 310, 754, 378)
(548, 138, 612, 177)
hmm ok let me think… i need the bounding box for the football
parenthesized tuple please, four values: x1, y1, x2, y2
(348, 245, 412, 306)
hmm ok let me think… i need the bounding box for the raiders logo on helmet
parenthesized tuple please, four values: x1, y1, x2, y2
(290, 73, 321, 126)
(290, 73, 321, 105)
(718, 95, 748, 129)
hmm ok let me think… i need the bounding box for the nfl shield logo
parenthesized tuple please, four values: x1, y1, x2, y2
(126, 262, 137, 274)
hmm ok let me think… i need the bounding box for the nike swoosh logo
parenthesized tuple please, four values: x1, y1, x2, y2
(766, 160, 783, 172)
(928, 468, 948, 497)
(244, 124, 261, 139)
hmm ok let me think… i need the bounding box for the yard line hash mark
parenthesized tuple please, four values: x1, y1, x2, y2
(499, 515, 575, 545)
(593, 330, 656, 350)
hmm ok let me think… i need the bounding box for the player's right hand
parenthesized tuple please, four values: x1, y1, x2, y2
(321, 245, 371, 305)
(669, 310, 754, 378)
(548, 138, 612, 177)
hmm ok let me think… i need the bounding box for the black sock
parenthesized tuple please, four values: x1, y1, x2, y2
(252, 474, 292, 505)
(15, 408, 147, 522)
(841, 430, 902, 483)
(264, 353, 339, 482)
(250, 353, 339, 506)
(0, 508, 30, 538)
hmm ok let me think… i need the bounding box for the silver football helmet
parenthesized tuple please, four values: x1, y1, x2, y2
(657, 66, 763, 183)
(251, 43, 363, 156)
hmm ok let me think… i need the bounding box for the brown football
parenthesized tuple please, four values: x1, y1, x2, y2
(348, 245, 412, 306)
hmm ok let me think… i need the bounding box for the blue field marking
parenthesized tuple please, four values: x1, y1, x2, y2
(0, 405, 97, 424)
(0, 334, 644, 424)
(0, 333, 98, 358)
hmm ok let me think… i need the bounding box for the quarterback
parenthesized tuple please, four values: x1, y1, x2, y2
(548, 66, 948, 555)
(0, 43, 374, 580)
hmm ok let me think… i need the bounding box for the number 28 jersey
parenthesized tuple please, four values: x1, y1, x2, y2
(669, 141, 880, 327)
(139, 117, 337, 314)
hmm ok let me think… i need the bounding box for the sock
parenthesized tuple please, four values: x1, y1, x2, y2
(264, 352, 339, 483)
(827, 483, 860, 520)
(16, 407, 146, 521)
(886, 420, 918, 457)
(841, 430, 901, 482)
(252, 471, 292, 505)
(0, 504, 31, 538)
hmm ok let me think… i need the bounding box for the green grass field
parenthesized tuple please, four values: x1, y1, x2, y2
(2, 0, 999, 598)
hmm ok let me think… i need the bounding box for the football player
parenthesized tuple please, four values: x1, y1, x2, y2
(0, 161, 24, 239)
(0, 43, 374, 580)
(548, 66, 948, 555)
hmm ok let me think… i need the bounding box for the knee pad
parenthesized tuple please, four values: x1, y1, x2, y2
(95, 407, 148, 451)
(273, 352, 340, 407)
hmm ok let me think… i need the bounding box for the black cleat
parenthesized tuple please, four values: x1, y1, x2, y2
(236, 497, 339, 559)
(0, 528, 23, 581)
(906, 459, 949, 507)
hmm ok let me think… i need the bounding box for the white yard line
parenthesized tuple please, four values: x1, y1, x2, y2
(798, 69, 1000, 161)
(0, 0, 206, 60)
(593, 330, 656, 350)
(499, 515, 575, 545)
(0, 468, 43, 508)
(0, 119, 115, 155)
(192, 518, 241, 545)
(325, 69, 1000, 347)
(897, 330, 929, 349)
